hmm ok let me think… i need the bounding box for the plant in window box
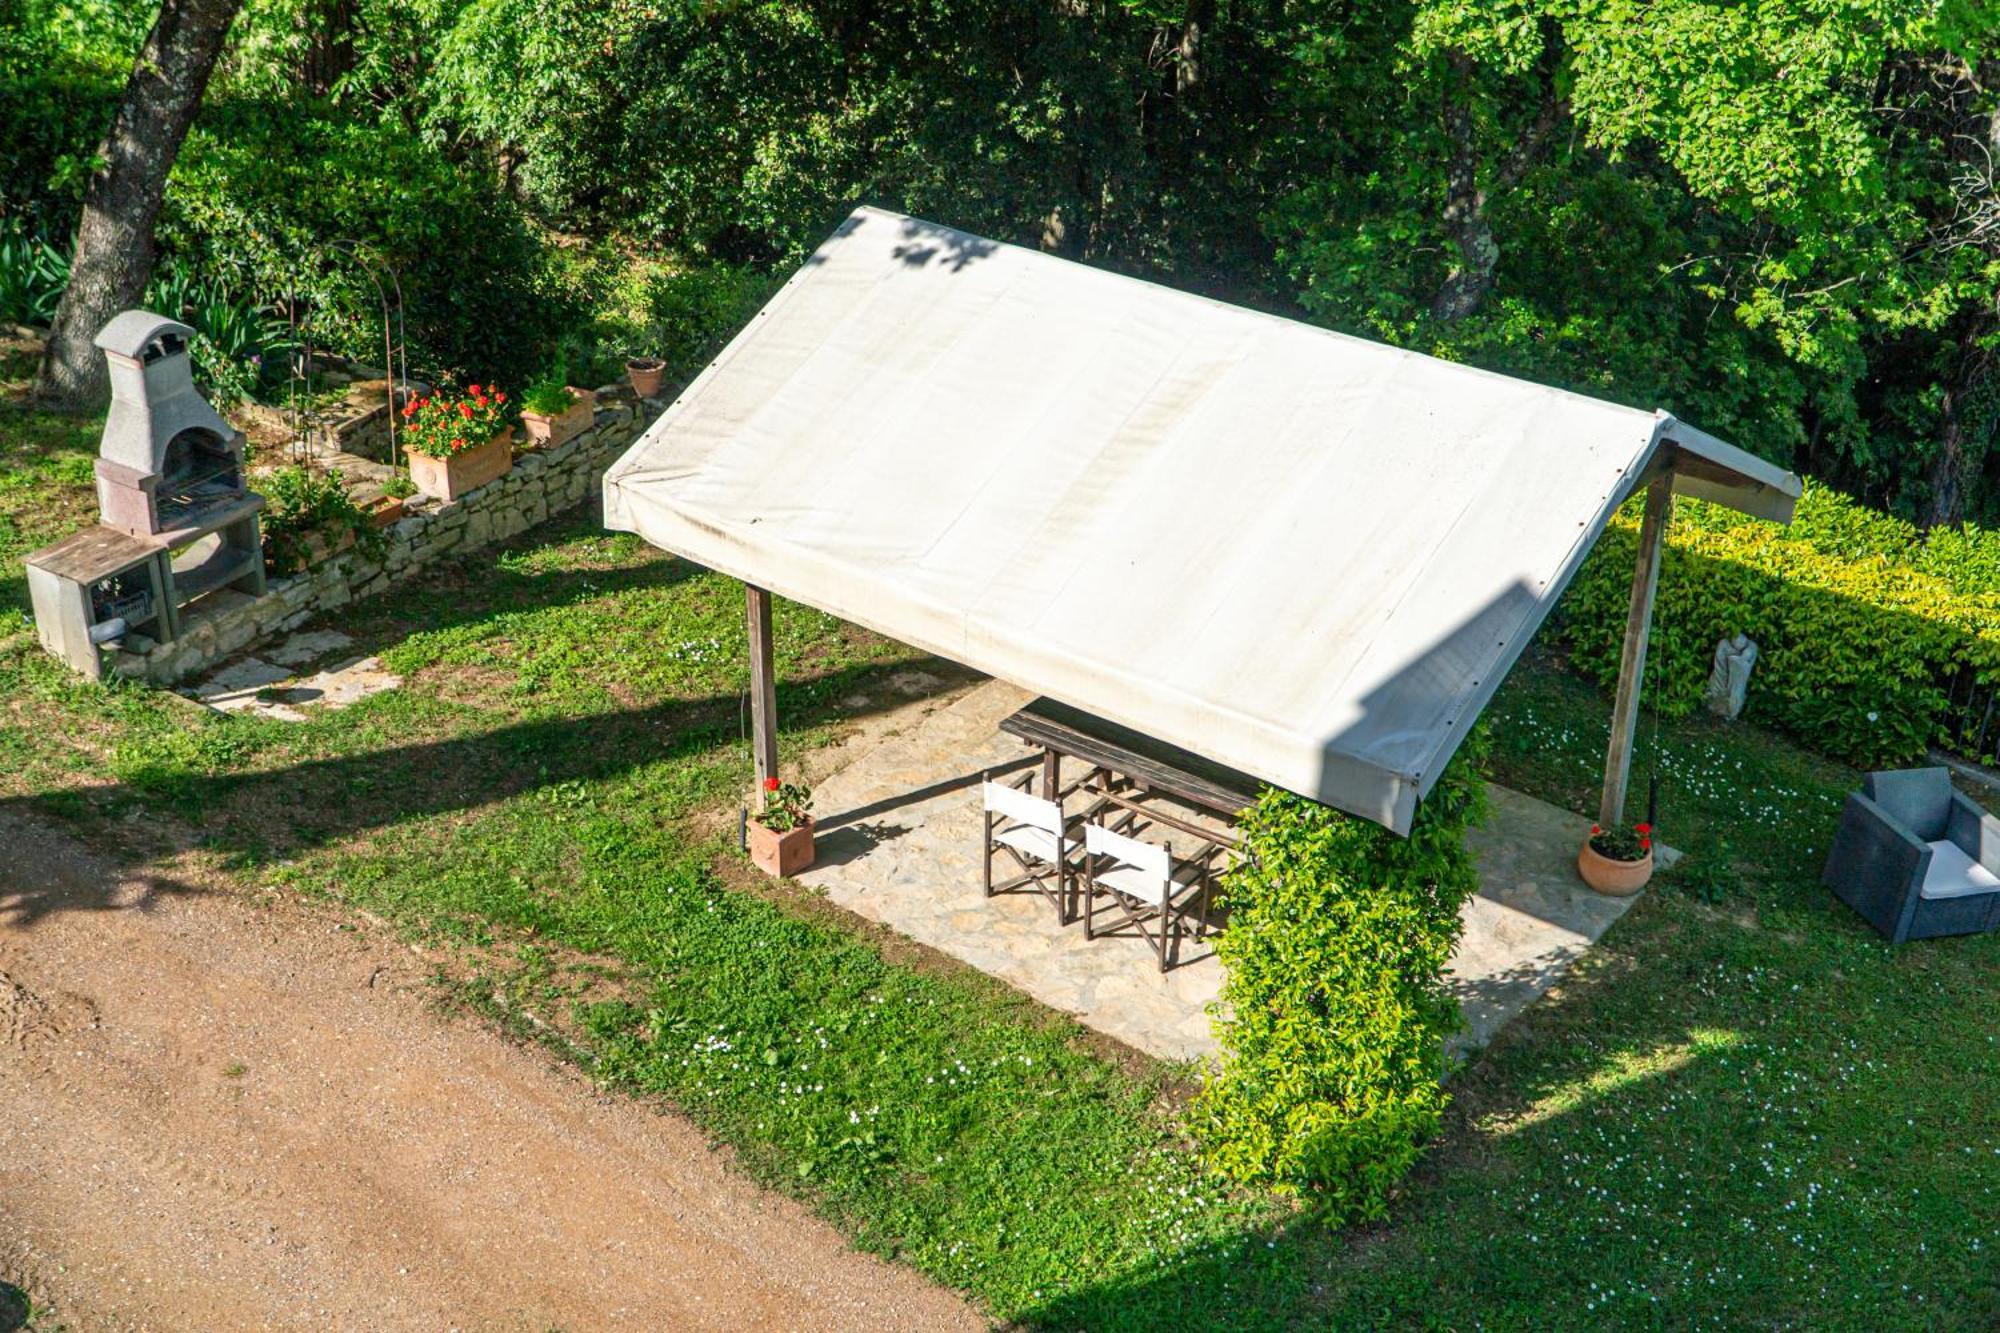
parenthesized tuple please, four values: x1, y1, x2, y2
(1577, 819, 1654, 895)
(748, 777, 815, 876)
(518, 367, 596, 449)
(401, 384, 512, 500)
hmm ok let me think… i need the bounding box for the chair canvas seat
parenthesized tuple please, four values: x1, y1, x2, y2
(1922, 840, 2000, 900)
(981, 777, 1070, 925)
(993, 822, 1062, 866)
(1090, 859, 1202, 910)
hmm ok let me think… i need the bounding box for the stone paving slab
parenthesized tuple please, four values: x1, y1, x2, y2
(188, 630, 402, 722)
(799, 679, 1662, 1064)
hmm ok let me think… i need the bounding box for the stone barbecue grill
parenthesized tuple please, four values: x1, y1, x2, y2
(94, 311, 261, 547)
(27, 310, 265, 680)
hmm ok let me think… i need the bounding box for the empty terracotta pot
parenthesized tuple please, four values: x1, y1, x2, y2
(626, 357, 666, 399)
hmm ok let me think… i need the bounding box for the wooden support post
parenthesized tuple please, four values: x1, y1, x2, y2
(1599, 473, 1675, 827)
(746, 583, 778, 793)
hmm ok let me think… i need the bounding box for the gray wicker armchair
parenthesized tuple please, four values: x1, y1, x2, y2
(1822, 767, 2000, 944)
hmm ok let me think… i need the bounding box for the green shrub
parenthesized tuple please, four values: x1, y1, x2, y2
(260, 466, 377, 576)
(1194, 729, 1488, 1220)
(160, 101, 582, 389)
(1915, 522, 2000, 601)
(635, 263, 775, 382)
(520, 369, 575, 417)
(0, 27, 119, 231)
(1559, 482, 2000, 767)
(0, 226, 68, 324)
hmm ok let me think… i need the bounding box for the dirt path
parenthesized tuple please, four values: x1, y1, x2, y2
(0, 810, 982, 1331)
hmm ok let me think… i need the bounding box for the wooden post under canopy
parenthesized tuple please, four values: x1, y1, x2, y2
(1598, 471, 1675, 828)
(746, 583, 779, 793)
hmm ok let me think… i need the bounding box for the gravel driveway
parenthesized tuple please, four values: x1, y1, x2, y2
(0, 809, 980, 1331)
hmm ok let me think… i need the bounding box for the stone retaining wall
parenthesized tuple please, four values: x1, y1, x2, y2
(114, 394, 661, 686)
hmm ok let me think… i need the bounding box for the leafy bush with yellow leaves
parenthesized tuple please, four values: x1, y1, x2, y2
(1560, 482, 2000, 766)
(1194, 730, 1488, 1220)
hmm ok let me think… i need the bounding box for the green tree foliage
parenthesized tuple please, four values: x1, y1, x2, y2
(10, 0, 2000, 522)
(1404, 0, 2000, 520)
(1194, 731, 1489, 1218)
(161, 101, 579, 386)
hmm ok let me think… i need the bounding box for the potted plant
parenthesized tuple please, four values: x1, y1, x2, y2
(1578, 820, 1655, 895)
(402, 384, 512, 500)
(260, 465, 378, 576)
(747, 776, 814, 876)
(379, 471, 417, 512)
(519, 367, 597, 449)
(625, 356, 666, 398)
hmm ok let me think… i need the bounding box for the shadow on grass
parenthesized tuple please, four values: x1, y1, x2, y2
(0, 653, 977, 913)
(329, 518, 705, 654)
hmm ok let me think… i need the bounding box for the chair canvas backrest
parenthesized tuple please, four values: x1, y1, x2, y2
(983, 781, 1063, 836)
(1085, 822, 1170, 883)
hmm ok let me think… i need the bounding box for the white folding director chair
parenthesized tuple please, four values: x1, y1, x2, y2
(1081, 820, 1216, 973)
(981, 771, 1073, 924)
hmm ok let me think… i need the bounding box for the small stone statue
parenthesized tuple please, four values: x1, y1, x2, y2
(1705, 633, 1758, 720)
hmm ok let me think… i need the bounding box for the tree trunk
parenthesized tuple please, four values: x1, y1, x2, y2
(1924, 322, 1995, 528)
(34, 0, 245, 409)
(302, 0, 358, 98)
(1431, 53, 1561, 323)
(1433, 57, 1497, 322)
(1922, 61, 2000, 527)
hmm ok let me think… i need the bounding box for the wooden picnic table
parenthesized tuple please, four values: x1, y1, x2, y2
(998, 697, 1260, 850)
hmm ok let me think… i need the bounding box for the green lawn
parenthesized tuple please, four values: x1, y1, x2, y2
(1, 463, 1996, 1327)
(0, 348, 101, 619)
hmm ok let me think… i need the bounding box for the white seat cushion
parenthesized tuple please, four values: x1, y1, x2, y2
(1092, 860, 1202, 910)
(994, 823, 1062, 865)
(1921, 840, 2000, 900)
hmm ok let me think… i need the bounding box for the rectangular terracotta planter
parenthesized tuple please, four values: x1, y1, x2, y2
(747, 818, 815, 877)
(409, 426, 513, 501)
(519, 388, 596, 449)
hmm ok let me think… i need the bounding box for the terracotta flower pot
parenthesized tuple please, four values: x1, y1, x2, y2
(747, 817, 815, 877)
(519, 387, 597, 448)
(626, 357, 666, 399)
(1577, 840, 1654, 895)
(408, 426, 514, 501)
(361, 493, 407, 529)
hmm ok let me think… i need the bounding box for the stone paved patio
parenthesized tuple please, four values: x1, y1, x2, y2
(798, 679, 1669, 1063)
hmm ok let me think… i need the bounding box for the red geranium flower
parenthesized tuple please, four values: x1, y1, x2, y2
(468, 383, 481, 395)
(764, 776, 781, 792)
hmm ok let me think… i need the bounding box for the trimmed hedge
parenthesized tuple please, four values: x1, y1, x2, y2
(1194, 729, 1488, 1220)
(1560, 481, 2000, 767)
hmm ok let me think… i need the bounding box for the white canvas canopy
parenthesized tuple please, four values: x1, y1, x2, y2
(605, 206, 1799, 833)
